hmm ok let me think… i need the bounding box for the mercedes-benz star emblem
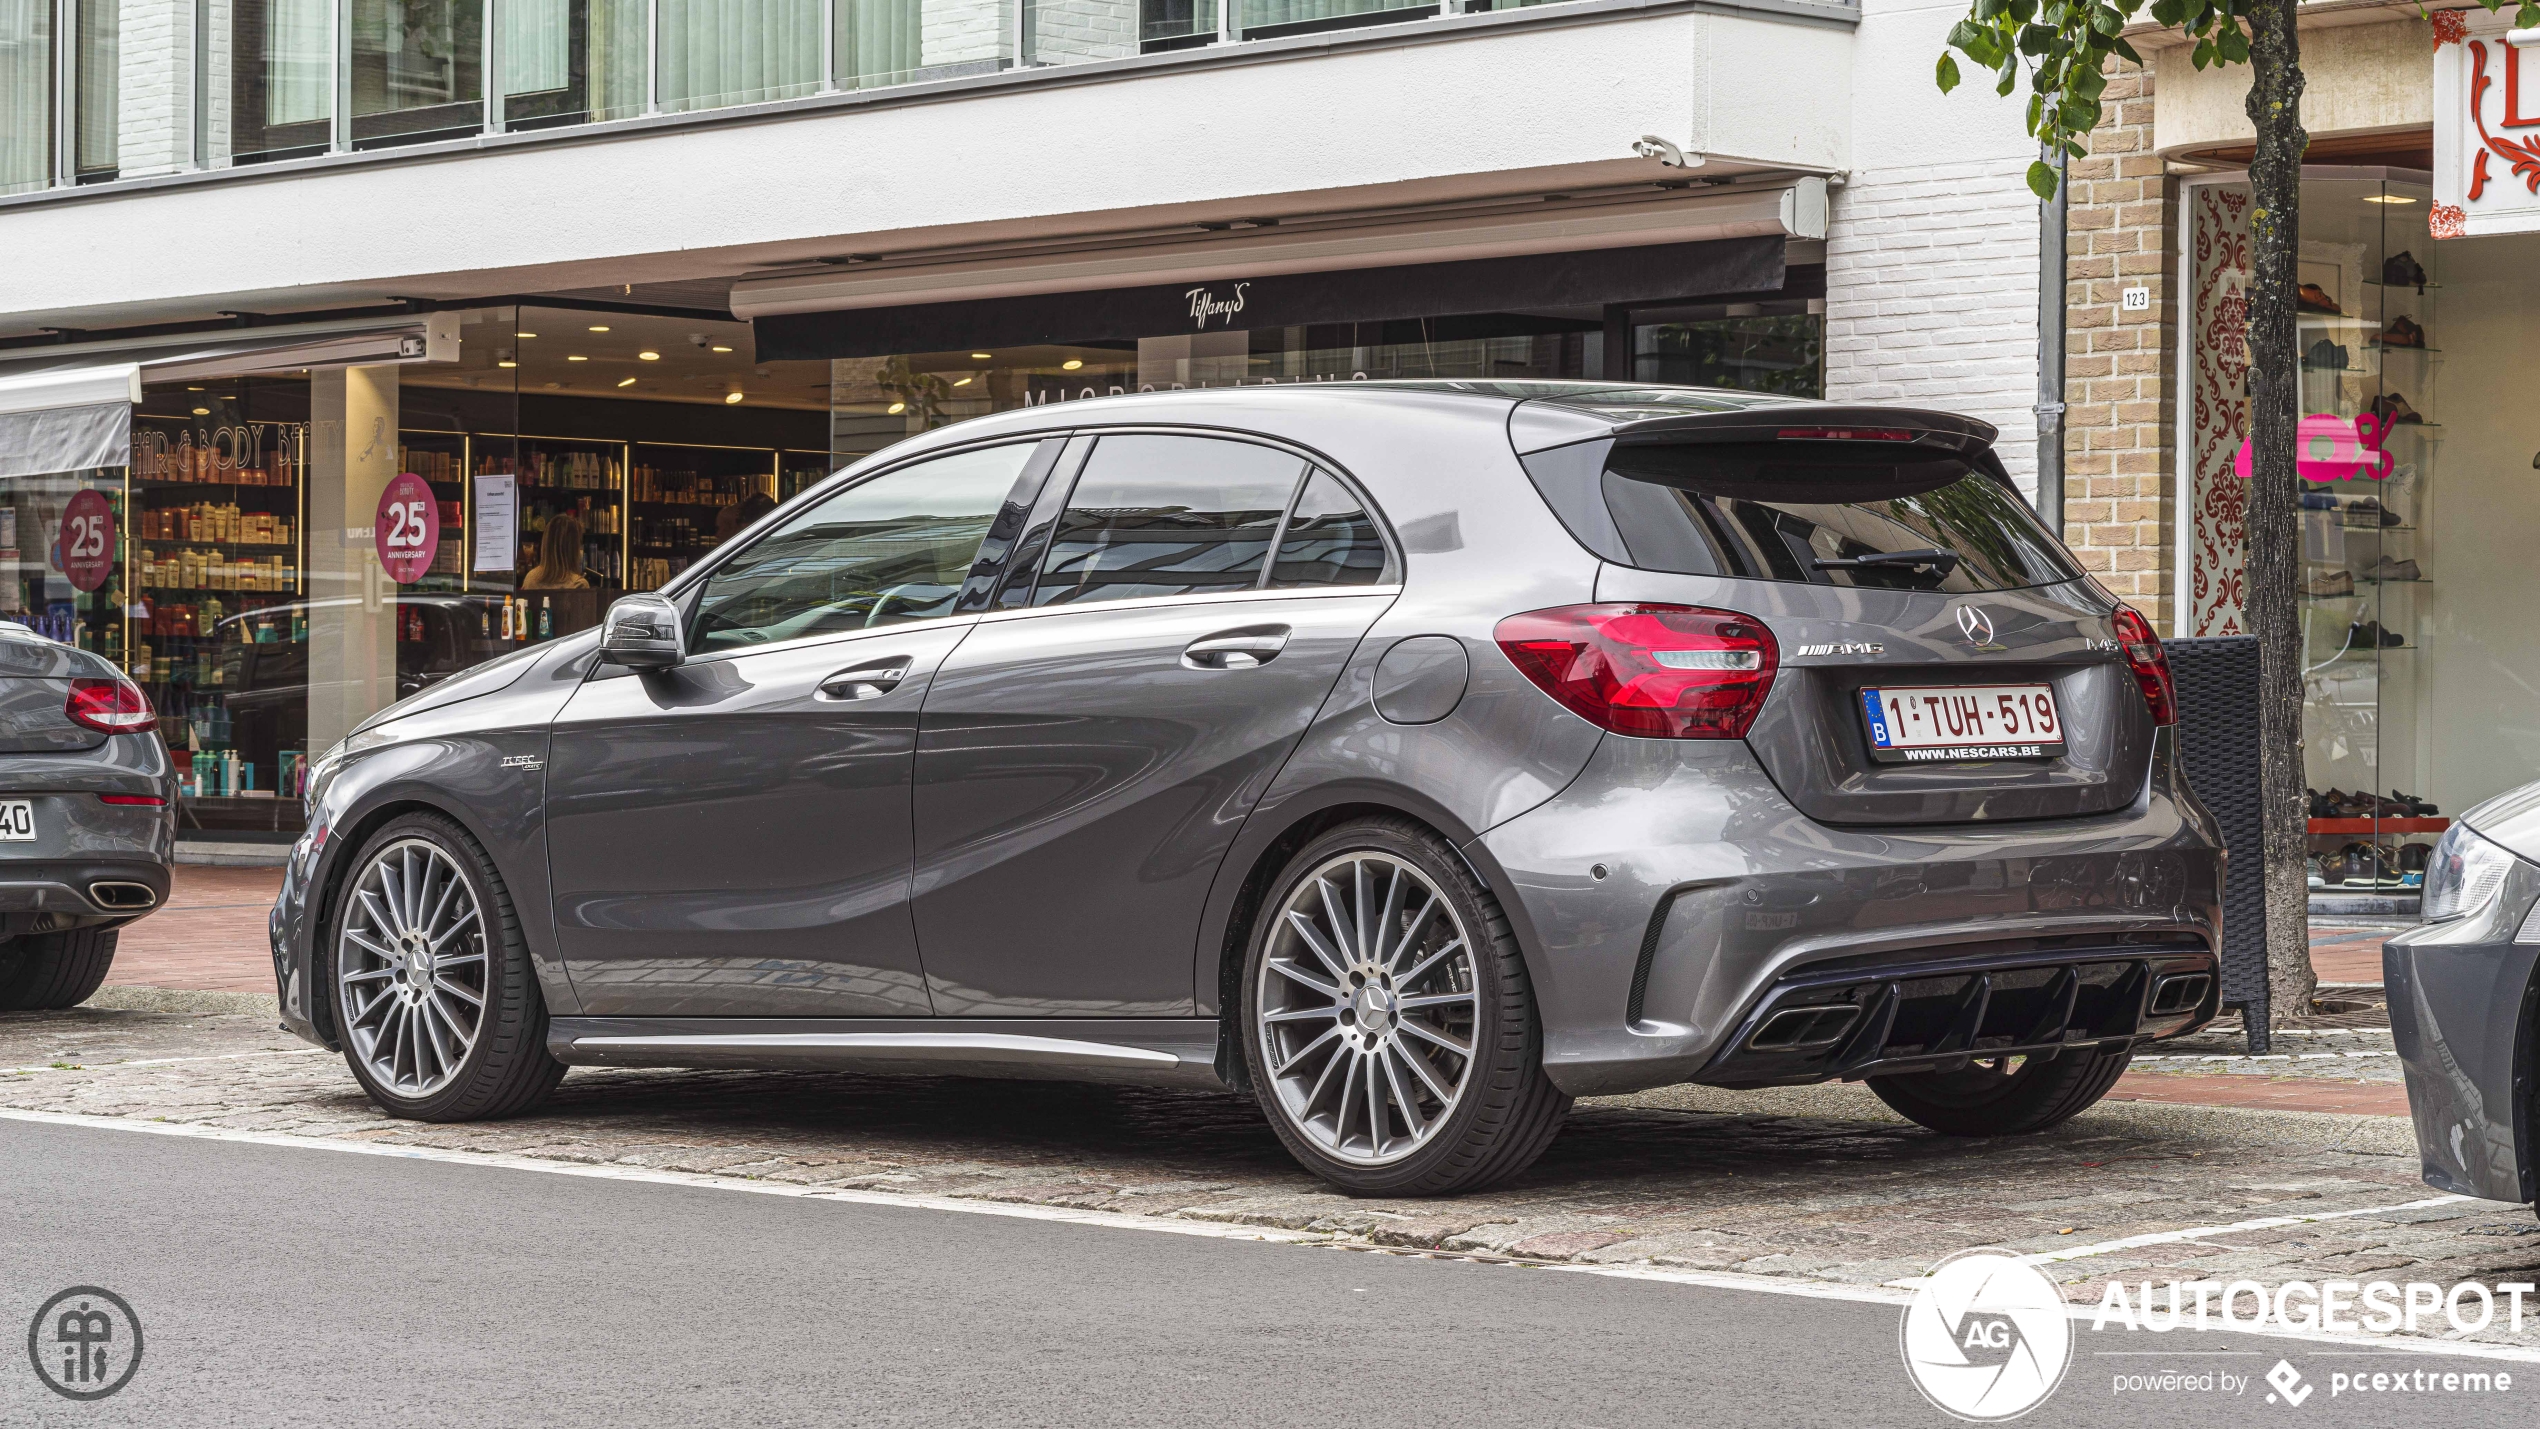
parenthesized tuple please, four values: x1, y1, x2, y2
(1955, 605, 1998, 646)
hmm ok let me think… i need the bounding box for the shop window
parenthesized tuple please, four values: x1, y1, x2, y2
(221, 0, 338, 164)
(72, 0, 116, 181)
(689, 440, 1034, 652)
(351, 0, 485, 148)
(503, 0, 651, 129)
(657, 0, 821, 112)
(1029, 434, 1306, 606)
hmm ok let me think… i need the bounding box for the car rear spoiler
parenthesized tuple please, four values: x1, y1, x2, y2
(1507, 399, 2001, 458)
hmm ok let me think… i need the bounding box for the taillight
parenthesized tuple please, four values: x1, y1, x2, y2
(1495, 604, 1778, 739)
(66, 677, 156, 734)
(1777, 427, 1912, 441)
(99, 794, 167, 806)
(2111, 607, 2177, 727)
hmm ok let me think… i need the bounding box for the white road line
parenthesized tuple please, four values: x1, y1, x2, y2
(2016, 1195, 2476, 1266)
(0, 1047, 330, 1077)
(9, 1105, 2540, 1363)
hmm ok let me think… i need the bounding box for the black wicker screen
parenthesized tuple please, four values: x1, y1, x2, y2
(2167, 635, 2271, 1049)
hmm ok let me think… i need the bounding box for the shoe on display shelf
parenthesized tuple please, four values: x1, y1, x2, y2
(2362, 556, 2421, 582)
(2298, 282, 2346, 314)
(2303, 339, 2352, 370)
(2382, 250, 2429, 292)
(2308, 856, 2327, 890)
(2369, 391, 2427, 425)
(2345, 619, 2407, 650)
(2305, 569, 2356, 597)
(2373, 315, 2428, 349)
(2342, 496, 2405, 527)
(2392, 789, 2440, 817)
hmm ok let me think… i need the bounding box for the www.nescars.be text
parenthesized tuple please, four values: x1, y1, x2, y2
(2094, 1279, 2539, 1336)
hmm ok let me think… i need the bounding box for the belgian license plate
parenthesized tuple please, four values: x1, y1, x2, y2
(1860, 684, 2065, 763)
(0, 800, 32, 841)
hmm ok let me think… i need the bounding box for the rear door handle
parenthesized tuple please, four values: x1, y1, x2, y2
(1183, 626, 1290, 671)
(816, 657, 913, 700)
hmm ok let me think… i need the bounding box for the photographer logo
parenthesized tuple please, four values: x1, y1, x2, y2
(1901, 1251, 2072, 1421)
(27, 1286, 143, 1401)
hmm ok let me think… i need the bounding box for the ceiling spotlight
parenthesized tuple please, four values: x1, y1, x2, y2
(725, 392, 746, 405)
(515, 331, 538, 338)
(497, 360, 517, 368)
(710, 345, 733, 353)
(192, 407, 210, 416)
(2362, 194, 2417, 204)
(971, 353, 993, 361)
(1062, 359, 1084, 371)
(617, 377, 639, 388)
(952, 376, 972, 387)
(568, 355, 588, 362)
(588, 324, 610, 332)
(186, 386, 204, 391)
(887, 401, 907, 414)
(638, 351, 660, 361)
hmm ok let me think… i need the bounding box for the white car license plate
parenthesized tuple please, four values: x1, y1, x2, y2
(0, 800, 33, 841)
(1860, 684, 2065, 763)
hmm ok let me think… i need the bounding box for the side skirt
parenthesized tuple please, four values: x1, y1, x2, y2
(548, 1017, 1231, 1090)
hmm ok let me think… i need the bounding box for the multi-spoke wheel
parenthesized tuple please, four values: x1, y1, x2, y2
(338, 838, 488, 1098)
(328, 812, 564, 1121)
(1242, 817, 1570, 1196)
(1867, 1046, 2135, 1136)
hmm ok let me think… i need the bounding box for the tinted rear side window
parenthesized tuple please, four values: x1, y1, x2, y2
(1032, 435, 1307, 606)
(1593, 441, 2079, 593)
(1268, 469, 1389, 588)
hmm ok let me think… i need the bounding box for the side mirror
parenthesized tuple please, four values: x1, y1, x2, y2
(598, 593, 685, 670)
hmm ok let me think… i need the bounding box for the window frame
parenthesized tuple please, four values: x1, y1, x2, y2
(993, 424, 1399, 611)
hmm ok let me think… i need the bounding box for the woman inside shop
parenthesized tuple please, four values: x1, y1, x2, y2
(522, 514, 591, 591)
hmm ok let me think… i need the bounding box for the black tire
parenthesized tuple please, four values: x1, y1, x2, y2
(0, 928, 118, 1011)
(325, 811, 565, 1121)
(1867, 1046, 2135, 1136)
(1240, 816, 1571, 1197)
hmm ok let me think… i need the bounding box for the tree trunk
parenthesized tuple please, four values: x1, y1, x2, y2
(2244, 0, 2314, 1027)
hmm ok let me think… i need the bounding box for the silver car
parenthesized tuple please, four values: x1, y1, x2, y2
(0, 622, 175, 1007)
(271, 382, 2224, 1195)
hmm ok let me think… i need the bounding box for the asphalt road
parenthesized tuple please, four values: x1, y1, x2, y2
(0, 1122, 2530, 1428)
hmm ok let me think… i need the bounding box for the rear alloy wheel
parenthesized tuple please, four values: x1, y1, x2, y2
(1243, 818, 1570, 1196)
(1867, 1046, 2135, 1136)
(329, 813, 564, 1121)
(0, 927, 119, 1011)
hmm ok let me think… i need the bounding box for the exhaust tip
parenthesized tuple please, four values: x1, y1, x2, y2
(89, 881, 158, 911)
(2148, 972, 2211, 1016)
(1749, 1003, 1861, 1052)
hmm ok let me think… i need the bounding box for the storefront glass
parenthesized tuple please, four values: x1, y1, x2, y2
(2185, 168, 2537, 906)
(0, 0, 51, 193)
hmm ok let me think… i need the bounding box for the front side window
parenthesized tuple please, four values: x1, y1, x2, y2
(1029, 435, 1308, 606)
(689, 443, 1034, 653)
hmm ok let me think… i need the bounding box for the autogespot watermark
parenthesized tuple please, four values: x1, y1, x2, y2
(26, 1286, 143, 1401)
(1900, 1250, 2075, 1421)
(2089, 1276, 2540, 1338)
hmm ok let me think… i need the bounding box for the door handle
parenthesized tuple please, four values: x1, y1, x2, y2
(1182, 626, 1291, 671)
(816, 658, 912, 701)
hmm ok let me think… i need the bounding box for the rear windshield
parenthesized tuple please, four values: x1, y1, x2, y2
(1585, 440, 2080, 593)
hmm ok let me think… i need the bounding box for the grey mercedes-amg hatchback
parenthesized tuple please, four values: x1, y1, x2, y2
(272, 382, 2223, 1195)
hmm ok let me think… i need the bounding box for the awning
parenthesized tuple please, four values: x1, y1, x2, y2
(0, 316, 454, 480)
(0, 364, 141, 480)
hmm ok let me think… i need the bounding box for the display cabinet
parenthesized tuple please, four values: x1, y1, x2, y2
(628, 441, 777, 589)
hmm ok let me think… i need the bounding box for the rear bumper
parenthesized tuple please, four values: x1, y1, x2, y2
(0, 859, 172, 929)
(2387, 873, 2540, 1205)
(1474, 728, 2223, 1097)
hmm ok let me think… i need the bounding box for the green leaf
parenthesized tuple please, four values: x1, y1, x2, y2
(2008, 0, 2038, 21)
(2149, 0, 2187, 24)
(2217, 25, 2248, 62)
(2059, 96, 2102, 131)
(2070, 62, 2108, 100)
(2112, 35, 2144, 64)
(2027, 160, 2063, 201)
(2191, 37, 2214, 69)
(2091, 4, 2123, 33)
(1937, 52, 1963, 93)
(1997, 59, 2019, 95)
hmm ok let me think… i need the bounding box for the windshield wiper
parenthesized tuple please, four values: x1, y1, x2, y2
(1812, 548, 1962, 578)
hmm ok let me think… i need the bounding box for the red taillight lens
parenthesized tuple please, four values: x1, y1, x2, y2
(98, 794, 167, 806)
(66, 677, 157, 734)
(1495, 603, 1779, 739)
(2111, 606, 2177, 727)
(1777, 427, 1912, 441)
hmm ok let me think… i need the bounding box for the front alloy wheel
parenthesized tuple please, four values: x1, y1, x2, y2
(329, 812, 564, 1121)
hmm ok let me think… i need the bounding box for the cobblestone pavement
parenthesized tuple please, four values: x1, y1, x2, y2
(11, 999, 2539, 1348)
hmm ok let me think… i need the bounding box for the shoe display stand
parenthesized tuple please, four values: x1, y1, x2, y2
(2298, 183, 2441, 915)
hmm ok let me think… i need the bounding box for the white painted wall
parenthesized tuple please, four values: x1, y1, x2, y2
(0, 9, 1855, 331)
(1822, 0, 2042, 491)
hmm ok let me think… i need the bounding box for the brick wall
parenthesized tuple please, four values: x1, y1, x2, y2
(117, 0, 195, 179)
(1821, 155, 2043, 497)
(2059, 60, 2179, 631)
